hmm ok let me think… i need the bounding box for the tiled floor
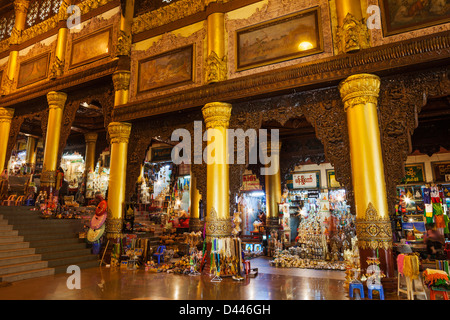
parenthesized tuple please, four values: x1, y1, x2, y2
(0, 256, 418, 300)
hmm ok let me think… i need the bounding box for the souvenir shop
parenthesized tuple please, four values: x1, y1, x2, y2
(393, 158, 450, 257)
(60, 152, 85, 193)
(270, 166, 355, 271)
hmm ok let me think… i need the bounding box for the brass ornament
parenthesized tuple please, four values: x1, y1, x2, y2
(49, 56, 64, 80)
(205, 207, 232, 239)
(202, 102, 232, 129)
(116, 30, 132, 57)
(189, 217, 204, 232)
(206, 51, 227, 84)
(108, 122, 132, 144)
(40, 170, 57, 187)
(0, 108, 14, 123)
(335, 12, 370, 54)
(355, 202, 392, 250)
(106, 215, 123, 239)
(47, 91, 67, 110)
(338, 73, 380, 111)
(112, 71, 131, 92)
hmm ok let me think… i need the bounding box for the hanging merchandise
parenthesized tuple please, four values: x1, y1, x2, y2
(209, 237, 243, 281)
(87, 223, 105, 243)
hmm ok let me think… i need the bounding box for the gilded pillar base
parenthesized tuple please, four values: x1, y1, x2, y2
(106, 216, 123, 240)
(189, 217, 204, 233)
(40, 170, 56, 194)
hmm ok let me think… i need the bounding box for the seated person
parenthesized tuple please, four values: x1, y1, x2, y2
(424, 223, 445, 261)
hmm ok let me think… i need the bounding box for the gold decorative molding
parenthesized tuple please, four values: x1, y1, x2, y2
(47, 91, 67, 110)
(57, 0, 71, 21)
(205, 51, 227, 84)
(9, 27, 23, 46)
(0, 108, 15, 123)
(338, 73, 380, 111)
(108, 121, 131, 144)
(13, 0, 30, 16)
(132, 0, 231, 35)
(335, 12, 370, 54)
(116, 30, 132, 57)
(49, 56, 64, 79)
(202, 102, 232, 129)
(205, 207, 232, 239)
(355, 202, 393, 250)
(112, 70, 131, 91)
(84, 132, 99, 143)
(0, 75, 14, 96)
(40, 170, 57, 187)
(106, 215, 123, 239)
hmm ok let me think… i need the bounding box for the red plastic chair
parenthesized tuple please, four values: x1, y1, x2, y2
(430, 287, 449, 300)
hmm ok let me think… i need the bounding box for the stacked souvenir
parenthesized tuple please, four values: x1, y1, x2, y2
(296, 217, 327, 260)
(423, 268, 450, 290)
(270, 250, 346, 270)
(209, 237, 243, 279)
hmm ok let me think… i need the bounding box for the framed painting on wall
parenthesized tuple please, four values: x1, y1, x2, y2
(137, 45, 194, 94)
(400, 163, 426, 184)
(326, 170, 342, 188)
(431, 161, 450, 182)
(236, 6, 323, 71)
(17, 52, 50, 88)
(379, 0, 450, 36)
(69, 27, 112, 69)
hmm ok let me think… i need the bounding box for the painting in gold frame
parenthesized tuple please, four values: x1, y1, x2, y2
(236, 7, 323, 71)
(380, 0, 450, 36)
(69, 27, 112, 69)
(137, 45, 194, 94)
(326, 170, 342, 189)
(17, 52, 50, 88)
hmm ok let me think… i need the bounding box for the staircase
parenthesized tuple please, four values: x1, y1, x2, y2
(0, 206, 98, 282)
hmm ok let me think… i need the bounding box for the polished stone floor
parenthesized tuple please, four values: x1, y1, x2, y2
(0, 257, 413, 300)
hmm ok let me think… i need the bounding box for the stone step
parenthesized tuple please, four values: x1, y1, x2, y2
(22, 232, 80, 242)
(0, 247, 35, 258)
(40, 248, 93, 261)
(0, 241, 30, 251)
(15, 226, 82, 236)
(0, 267, 54, 283)
(0, 224, 13, 231)
(0, 235, 24, 243)
(46, 254, 98, 268)
(0, 230, 18, 237)
(29, 237, 85, 248)
(0, 254, 42, 267)
(0, 260, 48, 276)
(53, 259, 99, 275)
(34, 242, 88, 254)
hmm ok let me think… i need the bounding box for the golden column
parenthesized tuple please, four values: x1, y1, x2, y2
(339, 74, 395, 283)
(112, 71, 131, 106)
(202, 102, 232, 240)
(25, 136, 37, 171)
(106, 122, 131, 239)
(263, 141, 282, 235)
(0, 108, 15, 174)
(205, 12, 227, 84)
(189, 170, 203, 232)
(335, 0, 370, 54)
(41, 92, 67, 193)
(49, 1, 71, 79)
(84, 132, 98, 174)
(1, 0, 29, 95)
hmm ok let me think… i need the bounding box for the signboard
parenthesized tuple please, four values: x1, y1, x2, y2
(307, 189, 320, 199)
(292, 171, 320, 189)
(326, 170, 341, 188)
(241, 174, 262, 192)
(151, 147, 173, 162)
(401, 163, 425, 184)
(432, 161, 450, 182)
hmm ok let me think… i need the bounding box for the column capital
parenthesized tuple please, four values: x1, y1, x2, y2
(84, 132, 98, 143)
(112, 70, 131, 91)
(0, 108, 14, 123)
(14, 0, 30, 15)
(47, 91, 67, 110)
(202, 102, 232, 129)
(108, 122, 131, 144)
(338, 73, 380, 111)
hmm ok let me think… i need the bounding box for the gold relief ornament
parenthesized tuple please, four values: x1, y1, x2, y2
(205, 207, 232, 239)
(116, 30, 132, 57)
(57, 0, 71, 21)
(206, 51, 227, 84)
(47, 91, 67, 110)
(108, 122, 131, 144)
(106, 215, 123, 239)
(13, 0, 30, 16)
(355, 202, 392, 251)
(201, 102, 232, 129)
(9, 27, 23, 46)
(49, 56, 64, 79)
(335, 12, 370, 54)
(338, 73, 380, 112)
(84, 132, 98, 143)
(40, 170, 57, 187)
(112, 70, 131, 92)
(0, 108, 14, 123)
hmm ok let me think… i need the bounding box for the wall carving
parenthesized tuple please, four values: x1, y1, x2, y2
(130, 26, 206, 102)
